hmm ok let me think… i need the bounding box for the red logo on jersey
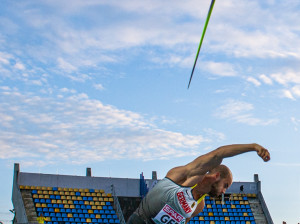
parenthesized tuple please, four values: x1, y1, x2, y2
(162, 204, 184, 222)
(177, 192, 192, 213)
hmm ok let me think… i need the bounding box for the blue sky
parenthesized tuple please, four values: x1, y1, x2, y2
(1, 0, 300, 223)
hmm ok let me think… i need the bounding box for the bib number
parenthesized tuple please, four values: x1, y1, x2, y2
(152, 204, 186, 224)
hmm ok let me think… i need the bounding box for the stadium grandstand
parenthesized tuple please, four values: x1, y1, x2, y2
(11, 163, 273, 224)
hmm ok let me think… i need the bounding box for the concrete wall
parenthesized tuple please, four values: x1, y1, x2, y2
(18, 172, 157, 197)
(12, 164, 28, 224)
(18, 171, 258, 197)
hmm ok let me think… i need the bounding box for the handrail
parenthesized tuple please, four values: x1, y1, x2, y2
(111, 184, 126, 224)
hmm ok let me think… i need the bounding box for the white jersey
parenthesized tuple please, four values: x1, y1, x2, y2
(134, 177, 207, 223)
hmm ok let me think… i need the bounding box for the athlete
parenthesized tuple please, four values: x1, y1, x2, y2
(127, 143, 270, 224)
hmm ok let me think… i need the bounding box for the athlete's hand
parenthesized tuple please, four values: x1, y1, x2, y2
(254, 144, 270, 162)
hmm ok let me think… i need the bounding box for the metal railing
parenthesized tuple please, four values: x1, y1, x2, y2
(111, 185, 126, 224)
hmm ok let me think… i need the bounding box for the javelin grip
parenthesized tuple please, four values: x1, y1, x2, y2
(188, 0, 216, 89)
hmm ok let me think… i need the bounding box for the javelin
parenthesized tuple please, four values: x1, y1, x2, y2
(187, 0, 216, 89)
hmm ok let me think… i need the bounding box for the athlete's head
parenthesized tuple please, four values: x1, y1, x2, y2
(208, 165, 233, 197)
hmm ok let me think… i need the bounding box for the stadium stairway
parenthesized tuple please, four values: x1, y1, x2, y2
(20, 190, 38, 223)
(248, 197, 267, 224)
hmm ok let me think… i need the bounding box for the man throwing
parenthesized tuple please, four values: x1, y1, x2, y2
(127, 143, 270, 224)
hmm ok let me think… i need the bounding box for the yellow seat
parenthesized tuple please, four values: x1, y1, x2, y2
(206, 204, 211, 208)
(59, 191, 64, 196)
(84, 189, 89, 193)
(66, 196, 71, 200)
(65, 192, 70, 196)
(100, 202, 105, 206)
(67, 213, 73, 218)
(61, 196, 66, 200)
(55, 208, 60, 213)
(63, 200, 68, 204)
(38, 195, 44, 199)
(97, 205, 102, 210)
(210, 221, 215, 224)
(19, 185, 25, 189)
(86, 193, 91, 197)
(92, 206, 97, 210)
(81, 192, 86, 196)
(107, 193, 112, 197)
(102, 193, 106, 197)
(209, 212, 213, 216)
(246, 222, 251, 224)
(70, 205, 75, 209)
(64, 204, 70, 208)
(51, 199, 57, 204)
(37, 190, 43, 194)
(77, 196, 83, 201)
(36, 186, 42, 190)
(86, 218, 91, 223)
(70, 192, 75, 196)
(54, 191, 59, 195)
(97, 193, 102, 197)
(88, 210, 93, 214)
(57, 200, 62, 204)
(49, 191, 53, 195)
(240, 201, 245, 205)
(104, 198, 108, 202)
(95, 214, 101, 219)
(199, 217, 204, 220)
(93, 197, 99, 201)
(44, 195, 49, 199)
(68, 200, 73, 204)
(91, 193, 96, 197)
(68, 188, 74, 192)
(33, 194, 38, 199)
(225, 217, 229, 221)
(46, 187, 52, 191)
(243, 213, 248, 216)
(45, 217, 51, 221)
(100, 189, 105, 193)
(79, 189, 84, 192)
(109, 198, 114, 202)
(36, 203, 41, 208)
(74, 188, 79, 192)
(63, 188, 68, 191)
(231, 205, 236, 208)
(41, 186, 47, 190)
(95, 202, 100, 205)
(245, 201, 249, 205)
(89, 201, 94, 205)
(58, 187, 63, 191)
(30, 186, 36, 190)
(42, 204, 47, 208)
(84, 201, 89, 205)
(222, 209, 227, 212)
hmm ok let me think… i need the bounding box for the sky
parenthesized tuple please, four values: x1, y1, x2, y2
(0, 0, 300, 223)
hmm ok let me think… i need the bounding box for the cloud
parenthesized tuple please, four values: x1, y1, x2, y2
(214, 99, 277, 126)
(202, 61, 237, 77)
(247, 77, 261, 87)
(259, 74, 273, 85)
(0, 88, 207, 165)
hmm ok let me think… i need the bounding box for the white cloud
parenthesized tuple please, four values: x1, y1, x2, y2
(271, 71, 300, 86)
(281, 89, 295, 100)
(259, 74, 273, 85)
(14, 62, 26, 70)
(0, 88, 207, 164)
(94, 83, 105, 91)
(247, 77, 261, 87)
(57, 57, 77, 72)
(202, 61, 237, 77)
(215, 99, 277, 126)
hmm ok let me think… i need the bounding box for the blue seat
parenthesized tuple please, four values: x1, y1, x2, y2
(84, 214, 89, 218)
(73, 214, 78, 218)
(58, 204, 64, 208)
(74, 218, 80, 222)
(53, 204, 58, 208)
(80, 218, 86, 222)
(60, 208, 65, 213)
(37, 208, 43, 212)
(79, 214, 84, 218)
(94, 210, 99, 214)
(52, 187, 58, 191)
(32, 190, 37, 194)
(79, 201, 84, 205)
(55, 213, 61, 217)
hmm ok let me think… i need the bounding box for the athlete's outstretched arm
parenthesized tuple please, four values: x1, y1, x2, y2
(167, 143, 270, 185)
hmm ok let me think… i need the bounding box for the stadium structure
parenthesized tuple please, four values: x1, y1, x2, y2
(11, 163, 273, 224)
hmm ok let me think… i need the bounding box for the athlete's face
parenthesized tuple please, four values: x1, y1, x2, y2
(209, 176, 232, 197)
